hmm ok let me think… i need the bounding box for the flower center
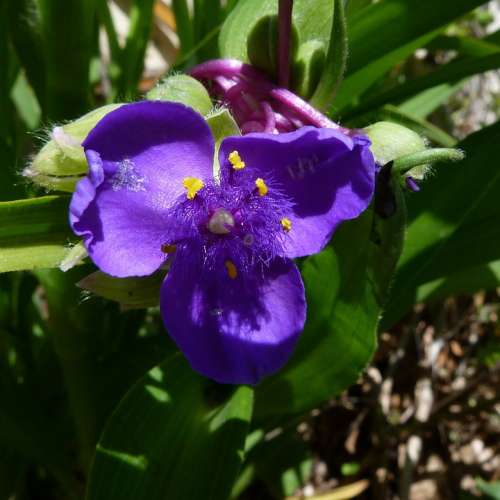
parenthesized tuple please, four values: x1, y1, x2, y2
(207, 208, 235, 235)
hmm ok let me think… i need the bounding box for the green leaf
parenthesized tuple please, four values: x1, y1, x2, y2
(349, 52, 500, 119)
(310, 0, 348, 111)
(220, 0, 333, 61)
(428, 34, 500, 58)
(383, 120, 500, 329)
(117, 0, 155, 98)
(87, 355, 253, 500)
(172, 0, 194, 57)
(7, 0, 46, 111)
(34, 266, 172, 470)
(415, 259, 500, 306)
(346, 0, 487, 75)
(219, 0, 334, 95)
(255, 180, 406, 417)
(11, 72, 41, 130)
(38, 0, 97, 119)
(333, 0, 488, 113)
(398, 82, 465, 120)
(476, 478, 500, 500)
(333, 30, 439, 113)
(0, 196, 74, 273)
(194, 0, 223, 61)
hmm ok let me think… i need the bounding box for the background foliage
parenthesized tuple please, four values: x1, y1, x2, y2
(1, 0, 499, 499)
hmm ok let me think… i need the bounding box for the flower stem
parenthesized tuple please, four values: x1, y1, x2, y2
(278, 0, 293, 88)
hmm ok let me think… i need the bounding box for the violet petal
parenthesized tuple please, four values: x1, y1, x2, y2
(161, 249, 306, 385)
(69, 101, 215, 277)
(219, 126, 376, 258)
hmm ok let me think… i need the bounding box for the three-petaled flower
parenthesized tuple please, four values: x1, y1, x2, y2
(70, 101, 375, 384)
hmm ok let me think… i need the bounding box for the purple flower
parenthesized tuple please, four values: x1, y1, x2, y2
(69, 101, 375, 385)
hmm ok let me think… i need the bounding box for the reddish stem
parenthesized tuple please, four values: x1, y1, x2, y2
(278, 0, 293, 88)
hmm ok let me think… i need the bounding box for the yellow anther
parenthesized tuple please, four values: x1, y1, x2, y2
(228, 150, 245, 170)
(183, 177, 204, 200)
(161, 244, 176, 254)
(255, 178, 268, 196)
(281, 218, 292, 232)
(225, 260, 238, 279)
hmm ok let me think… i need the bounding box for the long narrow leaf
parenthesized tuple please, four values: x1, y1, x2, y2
(38, 0, 97, 119)
(347, 0, 487, 75)
(7, 0, 46, 112)
(172, 0, 194, 57)
(118, 0, 155, 98)
(310, 0, 348, 111)
(347, 53, 500, 119)
(0, 196, 74, 273)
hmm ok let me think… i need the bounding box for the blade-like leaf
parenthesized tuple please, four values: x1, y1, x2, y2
(0, 196, 74, 273)
(415, 259, 500, 306)
(333, 0, 488, 113)
(117, 0, 155, 98)
(398, 82, 465, 120)
(7, 0, 46, 111)
(38, 0, 96, 119)
(87, 355, 253, 500)
(310, 0, 348, 111)
(348, 53, 500, 119)
(172, 0, 194, 57)
(346, 0, 487, 75)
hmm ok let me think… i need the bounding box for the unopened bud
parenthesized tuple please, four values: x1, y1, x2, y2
(26, 103, 123, 191)
(364, 121, 427, 166)
(147, 74, 213, 116)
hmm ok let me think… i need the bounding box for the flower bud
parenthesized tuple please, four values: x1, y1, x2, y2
(25, 104, 123, 191)
(364, 121, 427, 167)
(147, 74, 213, 116)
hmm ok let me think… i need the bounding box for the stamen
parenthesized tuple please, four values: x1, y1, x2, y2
(280, 217, 292, 232)
(255, 178, 268, 196)
(228, 150, 245, 170)
(207, 208, 235, 235)
(161, 244, 176, 254)
(183, 177, 204, 199)
(225, 260, 238, 279)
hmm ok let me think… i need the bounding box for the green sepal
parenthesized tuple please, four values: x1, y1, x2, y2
(77, 270, 166, 309)
(205, 107, 241, 179)
(364, 121, 427, 166)
(393, 148, 465, 176)
(26, 104, 123, 190)
(146, 74, 213, 116)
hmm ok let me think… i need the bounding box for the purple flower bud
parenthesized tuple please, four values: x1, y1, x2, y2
(190, 59, 353, 136)
(405, 176, 421, 192)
